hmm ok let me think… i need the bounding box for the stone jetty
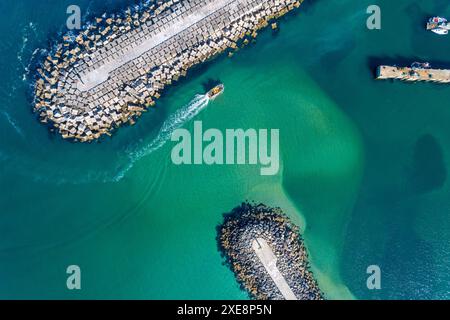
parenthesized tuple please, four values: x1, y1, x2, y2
(33, 0, 304, 142)
(376, 64, 450, 84)
(217, 202, 323, 300)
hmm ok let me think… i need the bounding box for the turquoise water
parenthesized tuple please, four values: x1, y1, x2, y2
(0, 0, 448, 299)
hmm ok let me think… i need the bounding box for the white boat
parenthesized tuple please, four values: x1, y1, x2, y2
(431, 28, 449, 35)
(411, 62, 431, 69)
(427, 16, 450, 34)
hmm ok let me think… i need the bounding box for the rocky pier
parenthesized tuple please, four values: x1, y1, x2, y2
(376, 64, 450, 84)
(217, 203, 323, 300)
(33, 0, 304, 142)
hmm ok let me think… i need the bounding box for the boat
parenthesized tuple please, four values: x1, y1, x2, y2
(431, 28, 449, 35)
(206, 84, 224, 100)
(427, 16, 450, 34)
(411, 62, 431, 69)
(429, 16, 447, 24)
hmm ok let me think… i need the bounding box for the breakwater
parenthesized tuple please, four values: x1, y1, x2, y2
(33, 0, 303, 142)
(217, 203, 323, 300)
(376, 64, 450, 84)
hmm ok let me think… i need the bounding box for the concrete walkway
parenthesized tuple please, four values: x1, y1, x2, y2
(252, 238, 297, 300)
(77, 0, 240, 91)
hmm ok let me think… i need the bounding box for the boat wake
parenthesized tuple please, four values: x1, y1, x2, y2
(1, 110, 24, 138)
(113, 94, 210, 181)
(0, 94, 210, 186)
(18, 22, 39, 82)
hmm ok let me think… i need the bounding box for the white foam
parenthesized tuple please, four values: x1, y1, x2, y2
(113, 94, 210, 181)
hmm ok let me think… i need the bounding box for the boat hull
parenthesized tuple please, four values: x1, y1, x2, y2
(206, 84, 225, 100)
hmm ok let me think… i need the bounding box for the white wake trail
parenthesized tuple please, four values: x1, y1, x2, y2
(113, 94, 210, 181)
(1, 111, 24, 138)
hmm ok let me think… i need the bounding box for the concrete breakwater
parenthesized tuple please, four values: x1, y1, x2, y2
(217, 203, 323, 300)
(33, 0, 303, 142)
(377, 65, 450, 83)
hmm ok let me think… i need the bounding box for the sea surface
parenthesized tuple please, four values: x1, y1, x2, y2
(0, 0, 449, 299)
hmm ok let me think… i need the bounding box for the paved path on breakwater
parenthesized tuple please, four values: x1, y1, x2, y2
(77, 0, 240, 91)
(252, 238, 297, 300)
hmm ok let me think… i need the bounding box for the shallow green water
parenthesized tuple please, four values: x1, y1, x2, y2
(0, 0, 448, 299)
